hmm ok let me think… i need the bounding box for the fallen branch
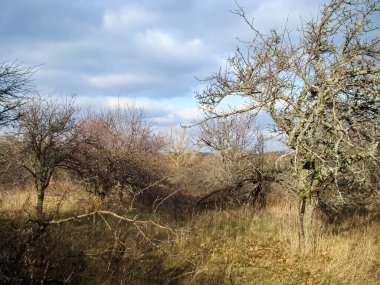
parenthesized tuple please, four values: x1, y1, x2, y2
(45, 210, 177, 234)
(196, 177, 263, 208)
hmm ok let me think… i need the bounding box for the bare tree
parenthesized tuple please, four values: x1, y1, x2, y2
(196, 0, 380, 249)
(194, 113, 270, 209)
(198, 112, 266, 185)
(166, 126, 199, 169)
(0, 62, 35, 127)
(73, 103, 167, 204)
(17, 96, 80, 219)
(0, 136, 30, 189)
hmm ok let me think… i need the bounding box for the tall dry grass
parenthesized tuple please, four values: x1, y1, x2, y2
(0, 179, 378, 284)
(264, 187, 379, 284)
(0, 180, 102, 219)
(161, 186, 379, 284)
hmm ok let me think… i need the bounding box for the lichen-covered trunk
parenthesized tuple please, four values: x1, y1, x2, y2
(299, 195, 318, 252)
(298, 167, 319, 252)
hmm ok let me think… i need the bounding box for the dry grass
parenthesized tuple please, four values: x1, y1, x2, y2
(161, 188, 379, 284)
(0, 181, 379, 284)
(265, 189, 380, 284)
(0, 181, 102, 219)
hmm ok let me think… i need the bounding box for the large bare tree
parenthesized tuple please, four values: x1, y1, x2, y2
(196, 0, 380, 248)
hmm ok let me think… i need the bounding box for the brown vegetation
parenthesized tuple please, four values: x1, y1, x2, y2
(0, 0, 379, 284)
(0, 181, 378, 284)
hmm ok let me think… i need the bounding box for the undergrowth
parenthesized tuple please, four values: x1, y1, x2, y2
(0, 186, 379, 284)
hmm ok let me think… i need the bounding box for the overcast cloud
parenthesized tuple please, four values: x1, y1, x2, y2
(0, 0, 325, 135)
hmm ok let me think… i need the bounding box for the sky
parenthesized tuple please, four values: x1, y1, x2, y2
(0, 0, 326, 147)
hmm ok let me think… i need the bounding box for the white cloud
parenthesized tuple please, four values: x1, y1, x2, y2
(86, 73, 159, 88)
(105, 96, 201, 125)
(177, 107, 201, 120)
(103, 5, 159, 32)
(105, 97, 147, 109)
(107, 97, 170, 113)
(137, 29, 203, 59)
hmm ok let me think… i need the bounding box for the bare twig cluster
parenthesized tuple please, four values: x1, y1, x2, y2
(0, 62, 36, 126)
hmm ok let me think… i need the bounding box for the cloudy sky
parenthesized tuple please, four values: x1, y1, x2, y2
(0, 0, 325, 130)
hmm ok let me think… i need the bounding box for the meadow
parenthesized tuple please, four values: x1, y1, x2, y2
(1, 170, 378, 284)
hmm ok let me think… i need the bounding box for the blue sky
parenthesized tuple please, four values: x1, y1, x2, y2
(0, 0, 325, 130)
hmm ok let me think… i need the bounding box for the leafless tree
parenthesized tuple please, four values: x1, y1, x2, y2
(166, 126, 199, 169)
(0, 62, 35, 127)
(194, 112, 270, 209)
(16, 96, 80, 220)
(196, 0, 380, 249)
(198, 112, 266, 185)
(0, 136, 30, 189)
(73, 103, 167, 204)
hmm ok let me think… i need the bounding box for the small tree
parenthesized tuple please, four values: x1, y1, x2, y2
(0, 62, 35, 127)
(196, 0, 380, 249)
(198, 112, 265, 186)
(17, 96, 80, 219)
(166, 126, 198, 170)
(74, 103, 166, 203)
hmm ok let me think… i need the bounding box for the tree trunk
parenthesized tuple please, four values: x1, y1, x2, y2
(299, 197, 306, 249)
(36, 184, 45, 220)
(299, 194, 318, 252)
(35, 176, 49, 220)
(34, 170, 54, 220)
(298, 166, 319, 253)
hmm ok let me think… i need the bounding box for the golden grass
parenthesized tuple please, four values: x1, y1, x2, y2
(0, 182, 379, 284)
(161, 191, 379, 285)
(0, 181, 102, 219)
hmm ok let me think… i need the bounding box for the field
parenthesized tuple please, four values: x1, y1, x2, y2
(1, 179, 378, 284)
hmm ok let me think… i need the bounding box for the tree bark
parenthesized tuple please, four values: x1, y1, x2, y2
(298, 166, 319, 252)
(35, 176, 49, 220)
(36, 185, 45, 220)
(299, 194, 318, 252)
(299, 196, 306, 249)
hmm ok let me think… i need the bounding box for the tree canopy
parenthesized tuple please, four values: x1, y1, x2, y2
(197, 0, 380, 199)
